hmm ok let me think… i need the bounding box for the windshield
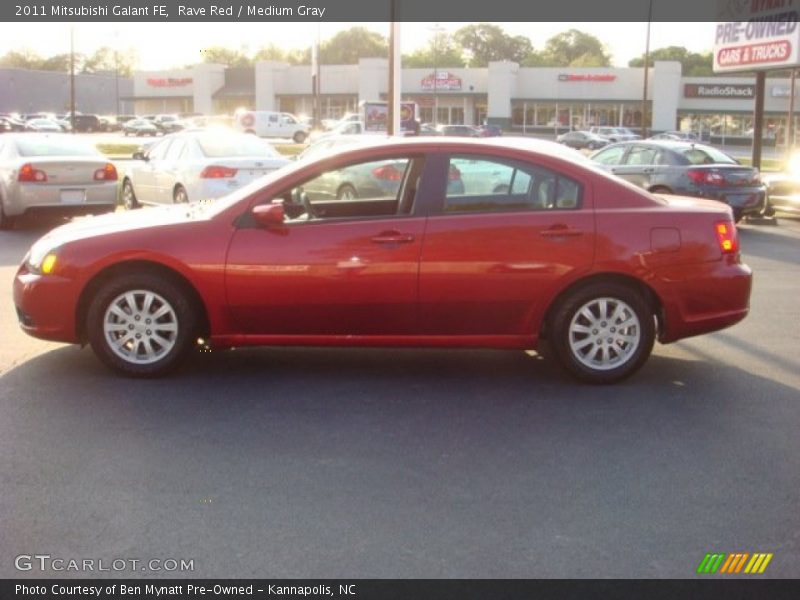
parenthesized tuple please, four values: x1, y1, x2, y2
(15, 137, 100, 157)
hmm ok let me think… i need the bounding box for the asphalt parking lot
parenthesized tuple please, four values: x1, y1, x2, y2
(1, 214, 799, 578)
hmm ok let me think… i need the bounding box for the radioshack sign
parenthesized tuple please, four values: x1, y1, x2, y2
(684, 83, 755, 98)
(713, 1, 800, 73)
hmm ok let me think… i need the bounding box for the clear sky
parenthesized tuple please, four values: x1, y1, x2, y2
(0, 22, 716, 70)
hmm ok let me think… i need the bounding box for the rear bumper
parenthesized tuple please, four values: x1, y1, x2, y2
(654, 258, 752, 343)
(5, 181, 118, 217)
(695, 186, 766, 217)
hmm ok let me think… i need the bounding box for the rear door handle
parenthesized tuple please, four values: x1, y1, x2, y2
(540, 225, 583, 238)
(371, 231, 415, 244)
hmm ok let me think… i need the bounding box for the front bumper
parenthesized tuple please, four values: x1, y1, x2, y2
(13, 268, 80, 343)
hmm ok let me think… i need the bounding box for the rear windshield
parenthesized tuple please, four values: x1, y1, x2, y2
(15, 138, 100, 157)
(197, 135, 281, 158)
(681, 146, 737, 165)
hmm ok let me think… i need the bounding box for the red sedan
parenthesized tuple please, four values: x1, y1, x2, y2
(13, 138, 751, 383)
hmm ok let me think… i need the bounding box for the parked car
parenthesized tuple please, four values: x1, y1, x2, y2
(234, 110, 309, 143)
(650, 130, 699, 142)
(24, 118, 64, 133)
(121, 130, 290, 208)
(476, 124, 503, 137)
(0, 116, 26, 132)
(123, 119, 160, 137)
(98, 116, 121, 132)
(589, 126, 640, 142)
(556, 130, 610, 150)
(152, 114, 185, 134)
(590, 140, 766, 221)
(0, 134, 118, 229)
(419, 123, 441, 136)
(437, 124, 481, 137)
(761, 171, 800, 216)
(14, 138, 751, 383)
(58, 114, 102, 133)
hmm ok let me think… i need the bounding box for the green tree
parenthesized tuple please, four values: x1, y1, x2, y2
(82, 46, 137, 77)
(0, 49, 44, 69)
(320, 27, 387, 64)
(628, 46, 714, 76)
(403, 33, 466, 68)
(540, 29, 612, 67)
(453, 24, 533, 66)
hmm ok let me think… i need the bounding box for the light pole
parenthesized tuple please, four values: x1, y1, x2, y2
(430, 24, 445, 126)
(641, 0, 653, 137)
(69, 26, 76, 133)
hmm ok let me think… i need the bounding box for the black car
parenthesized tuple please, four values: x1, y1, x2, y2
(556, 130, 610, 150)
(590, 140, 766, 221)
(437, 124, 481, 137)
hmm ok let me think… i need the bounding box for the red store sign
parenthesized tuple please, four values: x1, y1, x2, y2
(558, 74, 617, 82)
(146, 77, 193, 88)
(421, 72, 462, 91)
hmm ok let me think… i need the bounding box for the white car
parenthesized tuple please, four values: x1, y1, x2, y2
(234, 111, 309, 143)
(121, 131, 291, 208)
(0, 134, 118, 229)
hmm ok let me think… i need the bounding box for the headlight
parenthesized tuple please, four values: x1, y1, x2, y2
(26, 240, 60, 275)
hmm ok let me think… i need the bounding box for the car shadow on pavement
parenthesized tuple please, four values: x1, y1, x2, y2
(737, 222, 800, 264)
(2, 345, 800, 578)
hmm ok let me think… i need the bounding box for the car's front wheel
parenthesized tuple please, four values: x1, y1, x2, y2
(87, 273, 198, 377)
(293, 131, 307, 144)
(549, 282, 655, 384)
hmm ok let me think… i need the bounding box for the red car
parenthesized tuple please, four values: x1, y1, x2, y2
(13, 138, 751, 383)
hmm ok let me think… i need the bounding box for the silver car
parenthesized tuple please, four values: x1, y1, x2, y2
(0, 134, 119, 230)
(121, 130, 291, 208)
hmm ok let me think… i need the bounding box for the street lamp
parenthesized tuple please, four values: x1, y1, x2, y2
(641, 0, 653, 138)
(430, 24, 445, 127)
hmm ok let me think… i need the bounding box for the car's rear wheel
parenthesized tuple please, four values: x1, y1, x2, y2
(550, 282, 655, 384)
(87, 273, 198, 377)
(760, 198, 776, 217)
(0, 202, 15, 231)
(649, 186, 673, 195)
(174, 185, 188, 204)
(293, 131, 307, 144)
(336, 184, 357, 200)
(121, 179, 138, 210)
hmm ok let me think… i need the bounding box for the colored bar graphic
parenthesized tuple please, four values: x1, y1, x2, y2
(700, 552, 773, 574)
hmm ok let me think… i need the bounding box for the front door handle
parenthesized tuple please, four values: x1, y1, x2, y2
(540, 225, 583, 238)
(371, 231, 415, 244)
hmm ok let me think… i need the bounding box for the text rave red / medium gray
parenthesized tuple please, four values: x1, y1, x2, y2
(13, 138, 752, 383)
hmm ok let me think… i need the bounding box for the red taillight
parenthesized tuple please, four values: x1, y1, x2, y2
(18, 163, 47, 182)
(200, 165, 238, 178)
(687, 168, 725, 186)
(715, 221, 738, 254)
(371, 164, 403, 181)
(94, 163, 118, 181)
(448, 165, 461, 181)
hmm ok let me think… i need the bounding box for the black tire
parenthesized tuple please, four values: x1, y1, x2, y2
(0, 200, 16, 231)
(293, 131, 307, 144)
(336, 184, 357, 200)
(649, 186, 673, 195)
(86, 272, 198, 377)
(549, 282, 655, 384)
(733, 209, 743, 223)
(121, 179, 139, 210)
(173, 185, 188, 204)
(760, 198, 776, 218)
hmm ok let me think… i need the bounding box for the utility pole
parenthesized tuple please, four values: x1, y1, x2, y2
(641, 0, 653, 138)
(70, 26, 76, 133)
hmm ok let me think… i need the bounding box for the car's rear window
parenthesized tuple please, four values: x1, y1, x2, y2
(197, 135, 281, 158)
(681, 146, 737, 165)
(15, 138, 99, 157)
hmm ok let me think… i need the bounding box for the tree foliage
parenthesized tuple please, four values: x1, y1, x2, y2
(628, 46, 714, 76)
(319, 27, 387, 64)
(539, 29, 612, 67)
(453, 24, 533, 67)
(403, 33, 466, 68)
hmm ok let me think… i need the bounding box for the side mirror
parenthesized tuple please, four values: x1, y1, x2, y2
(252, 202, 285, 227)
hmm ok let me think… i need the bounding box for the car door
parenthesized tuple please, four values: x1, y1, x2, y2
(591, 144, 628, 175)
(608, 144, 661, 189)
(224, 155, 428, 336)
(417, 153, 595, 336)
(152, 137, 188, 203)
(130, 138, 172, 204)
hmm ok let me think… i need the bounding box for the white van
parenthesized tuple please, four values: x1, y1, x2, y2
(235, 111, 309, 143)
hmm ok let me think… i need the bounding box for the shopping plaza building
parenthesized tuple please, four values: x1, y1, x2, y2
(4, 59, 800, 142)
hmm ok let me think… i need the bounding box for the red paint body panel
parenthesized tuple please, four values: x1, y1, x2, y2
(12, 138, 752, 359)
